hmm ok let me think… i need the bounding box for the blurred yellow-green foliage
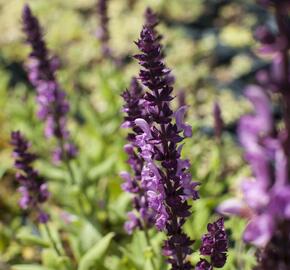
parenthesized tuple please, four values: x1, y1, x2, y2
(0, 0, 271, 269)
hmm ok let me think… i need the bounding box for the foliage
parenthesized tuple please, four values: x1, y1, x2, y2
(0, 0, 272, 269)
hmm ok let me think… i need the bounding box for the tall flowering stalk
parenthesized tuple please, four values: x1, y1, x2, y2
(125, 9, 227, 269)
(218, 1, 290, 268)
(11, 131, 50, 223)
(121, 8, 228, 269)
(22, 4, 76, 164)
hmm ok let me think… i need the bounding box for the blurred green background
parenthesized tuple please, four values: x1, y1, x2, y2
(0, 0, 271, 269)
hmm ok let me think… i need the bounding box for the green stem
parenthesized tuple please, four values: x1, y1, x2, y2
(57, 133, 102, 232)
(61, 144, 102, 232)
(44, 223, 73, 270)
(58, 138, 88, 216)
(44, 223, 62, 256)
(144, 228, 158, 270)
(65, 158, 77, 185)
(59, 138, 75, 185)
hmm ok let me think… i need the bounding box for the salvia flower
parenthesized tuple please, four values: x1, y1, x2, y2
(121, 77, 154, 233)
(11, 131, 49, 223)
(196, 218, 228, 269)
(255, 2, 290, 172)
(218, 86, 290, 251)
(219, 4, 290, 264)
(132, 12, 200, 269)
(22, 4, 76, 163)
(224, 3, 290, 265)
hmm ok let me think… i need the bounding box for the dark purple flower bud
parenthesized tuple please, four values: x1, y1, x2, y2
(144, 7, 163, 42)
(199, 218, 228, 268)
(38, 211, 50, 224)
(195, 259, 212, 270)
(144, 7, 159, 29)
(11, 131, 49, 223)
(255, 26, 276, 45)
(213, 102, 224, 142)
(22, 4, 76, 162)
(121, 77, 145, 130)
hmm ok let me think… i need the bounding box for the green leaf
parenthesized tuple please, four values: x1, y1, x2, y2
(88, 156, 116, 180)
(78, 232, 115, 270)
(41, 248, 72, 270)
(41, 249, 59, 268)
(79, 221, 102, 254)
(17, 229, 50, 248)
(12, 265, 53, 270)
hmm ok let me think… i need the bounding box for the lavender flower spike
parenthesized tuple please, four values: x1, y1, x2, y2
(133, 11, 199, 269)
(11, 131, 50, 223)
(22, 4, 76, 163)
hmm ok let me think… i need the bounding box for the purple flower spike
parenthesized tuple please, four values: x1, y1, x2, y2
(11, 131, 50, 223)
(22, 4, 76, 162)
(130, 8, 200, 269)
(198, 218, 228, 269)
